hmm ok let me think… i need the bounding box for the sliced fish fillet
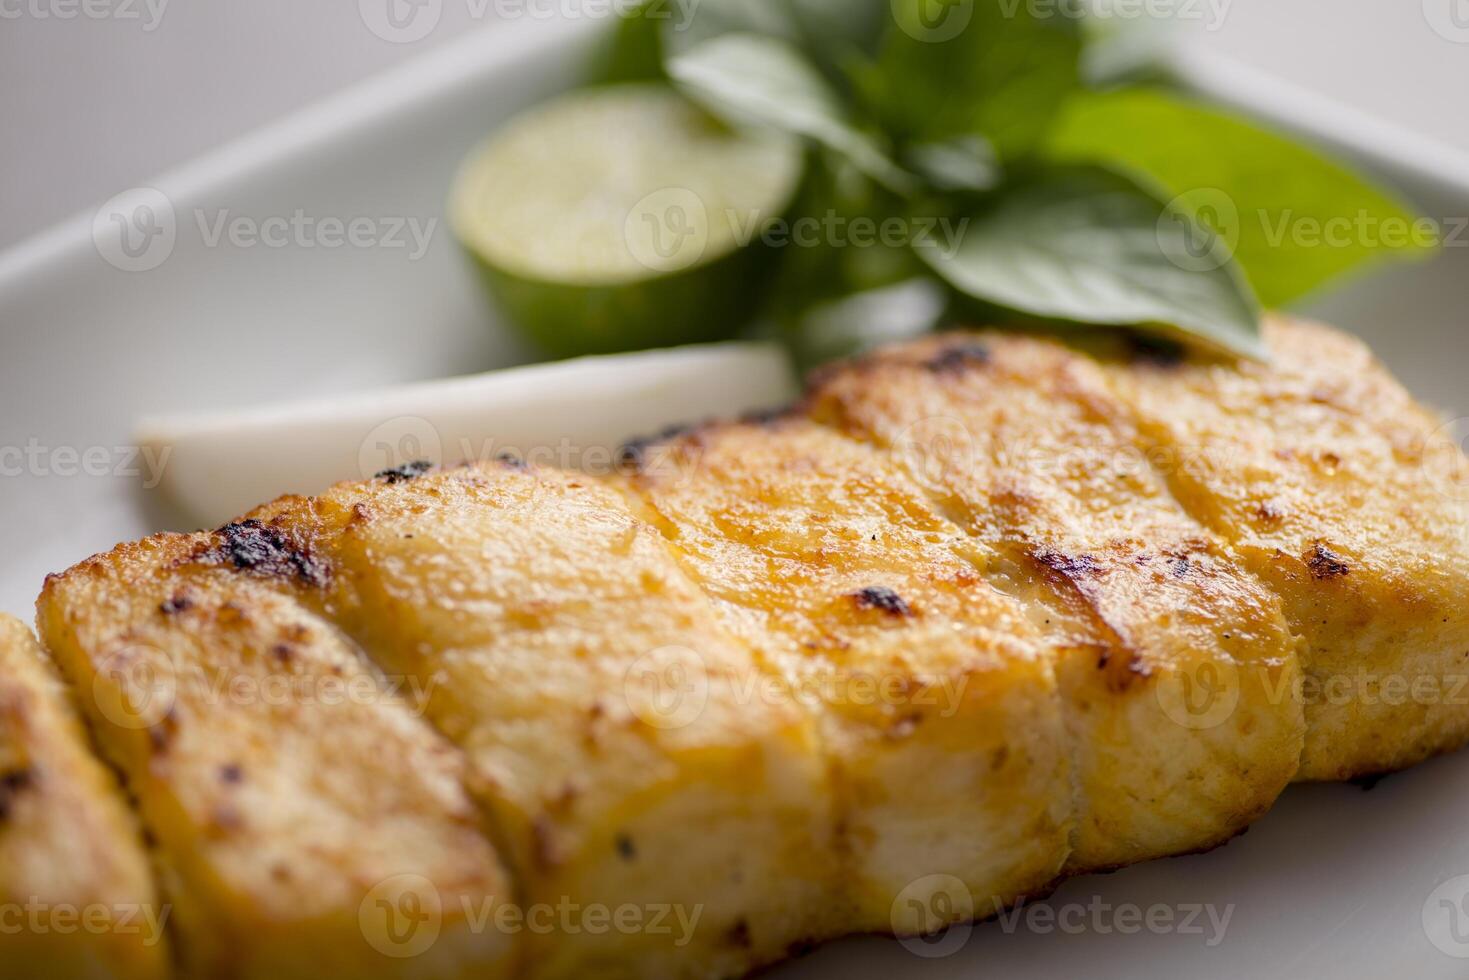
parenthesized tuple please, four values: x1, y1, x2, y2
(0, 615, 167, 980)
(19, 317, 1469, 978)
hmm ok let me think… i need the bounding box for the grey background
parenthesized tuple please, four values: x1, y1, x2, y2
(2, 0, 1467, 253)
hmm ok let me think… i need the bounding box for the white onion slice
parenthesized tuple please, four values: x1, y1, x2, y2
(136, 342, 799, 529)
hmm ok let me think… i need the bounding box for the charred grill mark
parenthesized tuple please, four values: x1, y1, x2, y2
(616, 443, 648, 473)
(1044, 537, 1185, 690)
(1126, 334, 1187, 368)
(147, 707, 179, 754)
(374, 460, 433, 484)
(738, 405, 796, 427)
(159, 593, 193, 616)
(219, 520, 287, 568)
(215, 520, 327, 587)
(531, 815, 564, 871)
(851, 586, 912, 617)
(990, 744, 1010, 771)
(726, 919, 752, 949)
(618, 424, 696, 473)
(1306, 543, 1351, 579)
(1033, 548, 1098, 579)
(803, 343, 895, 394)
(1094, 645, 1153, 688)
(209, 804, 244, 835)
(1351, 771, 1391, 791)
(786, 939, 818, 960)
(0, 767, 35, 822)
(924, 343, 991, 375)
(546, 781, 580, 815)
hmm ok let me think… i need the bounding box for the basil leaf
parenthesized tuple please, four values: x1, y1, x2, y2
(782, 0, 890, 69)
(599, 0, 876, 85)
(663, 0, 799, 55)
(662, 0, 885, 69)
(1043, 87, 1436, 307)
(586, 1, 668, 83)
(791, 277, 948, 369)
(867, 0, 1083, 161)
(668, 32, 916, 194)
(915, 166, 1266, 360)
(760, 150, 926, 330)
(903, 135, 1000, 193)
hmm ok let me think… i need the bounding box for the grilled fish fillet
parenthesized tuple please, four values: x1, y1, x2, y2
(254, 466, 834, 978)
(22, 315, 1469, 978)
(804, 332, 1305, 872)
(0, 615, 167, 980)
(1098, 319, 1469, 779)
(623, 418, 1073, 929)
(36, 539, 516, 978)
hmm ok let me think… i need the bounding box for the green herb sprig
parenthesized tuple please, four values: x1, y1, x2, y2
(593, 0, 1435, 361)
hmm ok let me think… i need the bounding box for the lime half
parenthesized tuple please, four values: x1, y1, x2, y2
(451, 84, 804, 358)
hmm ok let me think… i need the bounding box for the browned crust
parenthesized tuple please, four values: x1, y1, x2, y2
(29, 321, 1469, 977)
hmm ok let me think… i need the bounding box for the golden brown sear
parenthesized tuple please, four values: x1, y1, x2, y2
(20, 315, 1469, 978)
(1099, 317, 1469, 780)
(38, 536, 516, 979)
(0, 615, 167, 980)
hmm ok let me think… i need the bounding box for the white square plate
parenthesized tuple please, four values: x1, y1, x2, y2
(3, 15, 1468, 978)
